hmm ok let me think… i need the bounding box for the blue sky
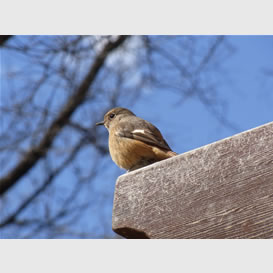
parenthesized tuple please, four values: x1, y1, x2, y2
(133, 36, 273, 153)
(1, 36, 273, 238)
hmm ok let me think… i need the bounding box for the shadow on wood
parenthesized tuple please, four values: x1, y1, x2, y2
(114, 227, 149, 239)
(112, 122, 273, 239)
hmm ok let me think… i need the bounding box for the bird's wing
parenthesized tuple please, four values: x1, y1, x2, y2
(116, 117, 172, 151)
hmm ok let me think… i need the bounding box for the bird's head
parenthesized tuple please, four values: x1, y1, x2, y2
(96, 107, 135, 130)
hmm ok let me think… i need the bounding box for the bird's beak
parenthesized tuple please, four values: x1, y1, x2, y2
(96, 121, 104, 126)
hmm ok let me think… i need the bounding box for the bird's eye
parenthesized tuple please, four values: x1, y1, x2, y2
(109, 113, 115, 119)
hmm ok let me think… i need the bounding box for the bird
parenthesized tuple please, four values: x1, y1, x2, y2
(96, 107, 177, 172)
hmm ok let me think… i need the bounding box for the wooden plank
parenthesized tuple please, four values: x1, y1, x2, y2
(112, 122, 273, 238)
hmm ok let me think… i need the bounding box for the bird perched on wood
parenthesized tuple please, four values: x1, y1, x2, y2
(96, 107, 177, 172)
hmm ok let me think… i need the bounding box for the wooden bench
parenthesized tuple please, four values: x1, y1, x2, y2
(112, 122, 273, 238)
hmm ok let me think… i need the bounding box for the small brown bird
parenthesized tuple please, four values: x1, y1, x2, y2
(96, 107, 177, 172)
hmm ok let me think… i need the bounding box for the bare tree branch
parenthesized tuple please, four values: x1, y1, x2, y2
(195, 36, 225, 74)
(0, 35, 129, 195)
(0, 138, 86, 228)
(0, 35, 13, 46)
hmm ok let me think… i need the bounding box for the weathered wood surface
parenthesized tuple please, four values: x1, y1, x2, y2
(112, 122, 273, 239)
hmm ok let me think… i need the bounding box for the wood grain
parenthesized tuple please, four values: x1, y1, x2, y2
(112, 122, 273, 238)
